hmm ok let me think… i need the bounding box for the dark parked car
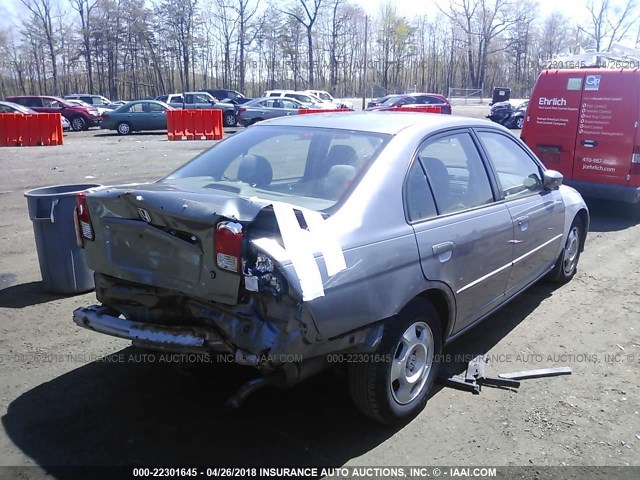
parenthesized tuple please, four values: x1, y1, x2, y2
(203, 89, 252, 105)
(73, 112, 588, 424)
(4, 95, 101, 131)
(236, 97, 307, 126)
(487, 100, 528, 129)
(100, 100, 173, 135)
(366, 93, 452, 114)
(367, 94, 400, 108)
(156, 92, 237, 127)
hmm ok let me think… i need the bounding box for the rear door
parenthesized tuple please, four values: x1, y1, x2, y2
(408, 130, 513, 333)
(522, 70, 584, 179)
(572, 70, 638, 186)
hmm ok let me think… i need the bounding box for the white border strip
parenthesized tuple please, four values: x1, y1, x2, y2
(301, 209, 347, 277)
(272, 202, 325, 301)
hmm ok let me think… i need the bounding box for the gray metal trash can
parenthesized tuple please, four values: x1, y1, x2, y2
(24, 184, 101, 294)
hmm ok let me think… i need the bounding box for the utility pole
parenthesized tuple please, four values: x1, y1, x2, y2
(361, 15, 368, 110)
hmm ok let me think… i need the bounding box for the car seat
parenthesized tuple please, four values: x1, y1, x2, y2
(421, 156, 460, 213)
(237, 155, 273, 187)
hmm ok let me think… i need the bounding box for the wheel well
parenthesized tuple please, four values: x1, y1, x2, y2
(576, 208, 589, 251)
(417, 288, 454, 341)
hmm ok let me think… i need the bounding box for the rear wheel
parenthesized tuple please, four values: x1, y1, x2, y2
(515, 117, 524, 129)
(223, 111, 237, 127)
(70, 116, 86, 131)
(116, 122, 131, 136)
(348, 299, 442, 424)
(547, 216, 584, 283)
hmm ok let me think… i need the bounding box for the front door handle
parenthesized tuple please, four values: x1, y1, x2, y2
(516, 215, 529, 231)
(432, 241, 455, 262)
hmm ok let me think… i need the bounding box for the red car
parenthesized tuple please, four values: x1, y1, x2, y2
(4, 95, 102, 131)
(366, 93, 452, 114)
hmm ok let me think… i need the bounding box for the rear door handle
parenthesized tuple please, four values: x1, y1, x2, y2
(432, 241, 455, 262)
(516, 215, 529, 231)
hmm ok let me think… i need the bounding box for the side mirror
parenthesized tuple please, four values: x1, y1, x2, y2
(543, 169, 563, 190)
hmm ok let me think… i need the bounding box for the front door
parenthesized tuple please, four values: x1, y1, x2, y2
(476, 130, 565, 296)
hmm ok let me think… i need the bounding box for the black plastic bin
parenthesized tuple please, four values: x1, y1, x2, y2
(24, 184, 101, 294)
(492, 87, 511, 104)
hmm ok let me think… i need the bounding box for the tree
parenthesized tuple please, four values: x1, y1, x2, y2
(20, 0, 59, 94)
(71, 0, 97, 92)
(282, 0, 323, 88)
(579, 0, 639, 52)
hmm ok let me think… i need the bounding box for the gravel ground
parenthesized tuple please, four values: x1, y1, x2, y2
(0, 110, 638, 477)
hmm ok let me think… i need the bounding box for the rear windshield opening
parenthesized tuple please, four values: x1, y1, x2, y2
(162, 126, 391, 211)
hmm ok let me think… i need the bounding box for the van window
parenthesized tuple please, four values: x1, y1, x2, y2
(417, 132, 494, 214)
(24, 97, 43, 107)
(477, 131, 543, 199)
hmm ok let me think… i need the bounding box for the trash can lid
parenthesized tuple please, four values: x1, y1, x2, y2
(24, 184, 102, 198)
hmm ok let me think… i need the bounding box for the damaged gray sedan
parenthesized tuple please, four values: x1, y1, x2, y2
(73, 112, 589, 424)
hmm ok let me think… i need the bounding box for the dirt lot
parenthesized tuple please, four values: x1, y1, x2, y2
(0, 110, 638, 476)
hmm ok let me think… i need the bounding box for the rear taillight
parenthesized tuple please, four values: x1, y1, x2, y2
(75, 192, 94, 242)
(630, 146, 640, 175)
(101, 113, 109, 120)
(215, 221, 243, 273)
(237, 108, 246, 114)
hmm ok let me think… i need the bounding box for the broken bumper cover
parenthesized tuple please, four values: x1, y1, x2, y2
(73, 305, 233, 353)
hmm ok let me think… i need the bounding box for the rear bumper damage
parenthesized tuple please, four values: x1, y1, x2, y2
(73, 305, 233, 354)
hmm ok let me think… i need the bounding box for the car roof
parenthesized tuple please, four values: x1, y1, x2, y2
(264, 111, 494, 135)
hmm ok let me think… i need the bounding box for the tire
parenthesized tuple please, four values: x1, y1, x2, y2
(546, 216, 584, 283)
(70, 116, 86, 131)
(253, 118, 264, 124)
(116, 122, 131, 136)
(348, 299, 442, 424)
(516, 117, 524, 129)
(223, 111, 237, 127)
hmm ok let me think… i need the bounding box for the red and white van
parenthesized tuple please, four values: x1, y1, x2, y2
(521, 68, 640, 204)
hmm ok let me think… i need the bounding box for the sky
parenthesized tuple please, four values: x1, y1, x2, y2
(351, 0, 583, 20)
(0, 0, 590, 27)
(0, 0, 615, 31)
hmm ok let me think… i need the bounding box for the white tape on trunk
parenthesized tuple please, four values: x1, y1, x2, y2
(301, 209, 347, 277)
(272, 202, 325, 301)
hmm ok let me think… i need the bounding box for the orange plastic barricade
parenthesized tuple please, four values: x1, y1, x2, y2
(391, 106, 442, 114)
(167, 109, 224, 141)
(297, 108, 352, 114)
(0, 113, 63, 147)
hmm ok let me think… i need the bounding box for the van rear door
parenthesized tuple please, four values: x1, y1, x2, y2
(522, 70, 584, 180)
(572, 70, 639, 186)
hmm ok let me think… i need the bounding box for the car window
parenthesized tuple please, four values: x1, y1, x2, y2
(0, 105, 10, 113)
(162, 126, 390, 210)
(126, 103, 145, 113)
(148, 103, 166, 112)
(194, 94, 211, 103)
(268, 93, 279, 97)
(281, 99, 299, 109)
(405, 160, 438, 222)
(170, 95, 184, 103)
(477, 131, 543, 199)
(157, 96, 168, 103)
(42, 98, 62, 108)
(417, 132, 494, 214)
(23, 98, 42, 107)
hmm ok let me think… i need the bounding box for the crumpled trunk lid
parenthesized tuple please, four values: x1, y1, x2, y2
(83, 183, 269, 305)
